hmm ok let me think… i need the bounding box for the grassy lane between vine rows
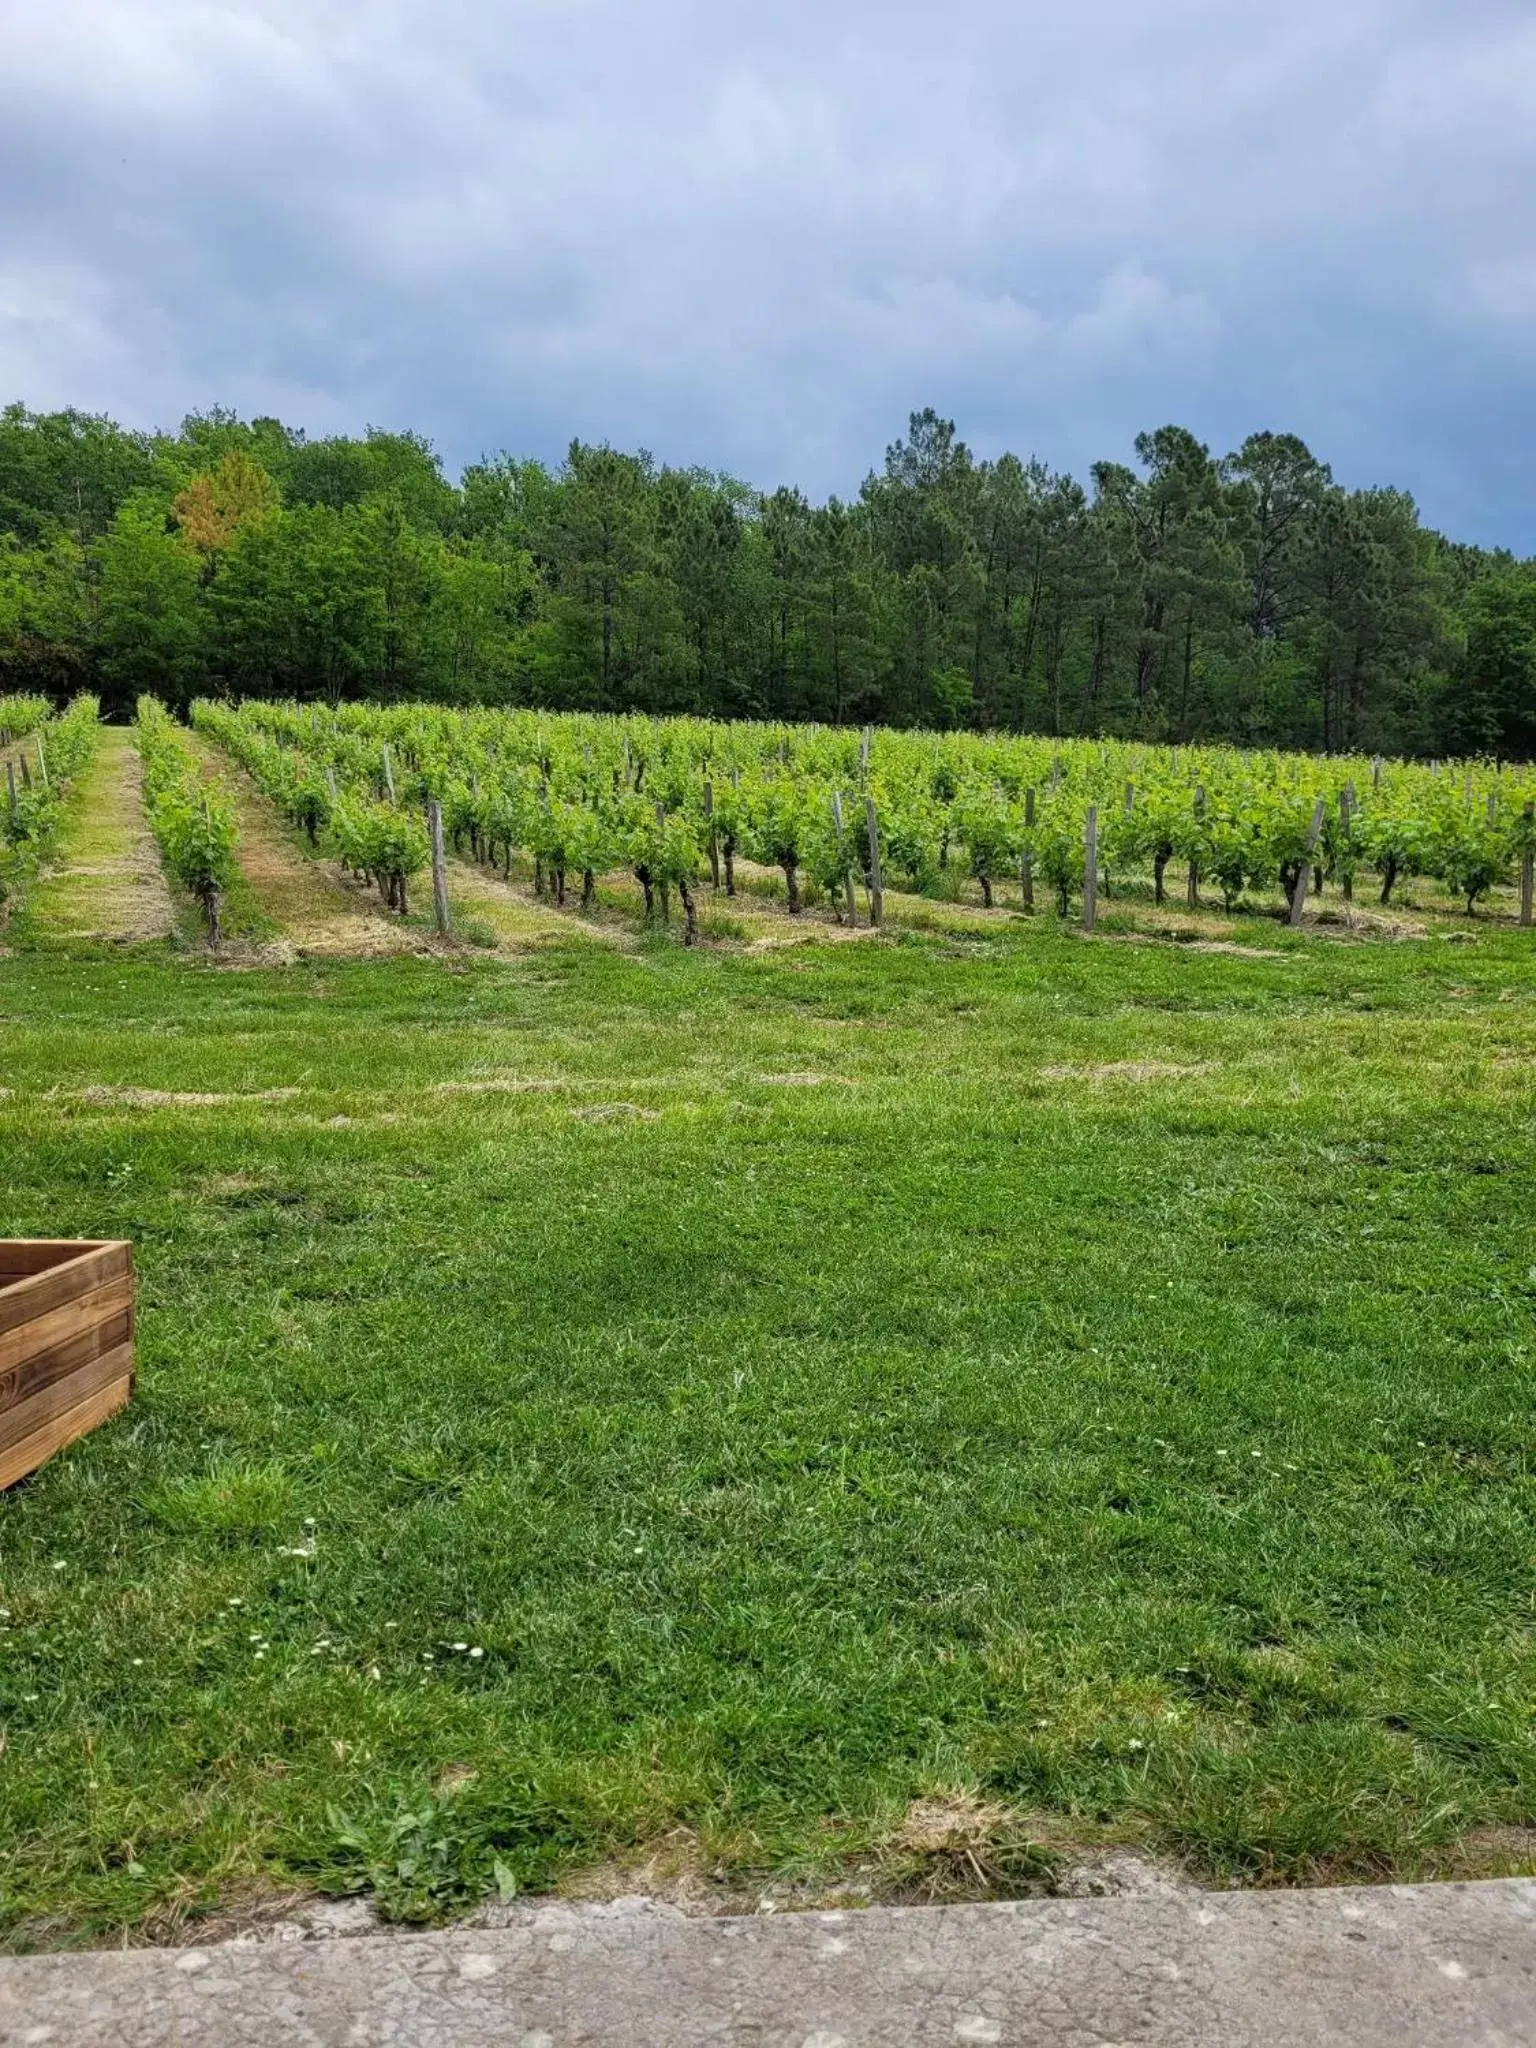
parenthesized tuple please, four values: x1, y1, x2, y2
(441, 852, 635, 954)
(438, 839, 1475, 959)
(445, 844, 863, 952)
(0, 918, 1533, 1946)
(183, 727, 632, 959)
(16, 730, 175, 948)
(175, 728, 417, 960)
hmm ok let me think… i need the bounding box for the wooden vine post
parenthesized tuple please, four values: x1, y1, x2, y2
(1187, 785, 1205, 908)
(427, 798, 451, 938)
(382, 744, 396, 803)
(865, 796, 884, 928)
(1522, 803, 1534, 928)
(704, 780, 719, 889)
(831, 792, 858, 926)
(1288, 798, 1328, 927)
(653, 800, 671, 923)
(1021, 788, 1035, 912)
(35, 735, 47, 788)
(1083, 805, 1098, 934)
(1340, 786, 1354, 905)
(4, 759, 15, 818)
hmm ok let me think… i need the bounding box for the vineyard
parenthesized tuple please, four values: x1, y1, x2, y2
(2, 694, 1536, 1935)
(189, 699, 1536, 940)
(0, 693, 102, 916)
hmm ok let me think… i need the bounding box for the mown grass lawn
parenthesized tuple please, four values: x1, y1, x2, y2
(0, 919, 1533, 1943)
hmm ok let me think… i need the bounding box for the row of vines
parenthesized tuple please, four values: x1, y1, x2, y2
(135, 698, 240, 944)
(1, 695, 102, 916)
(189, 700, 1536, 934)
(0, 695, 56, 747)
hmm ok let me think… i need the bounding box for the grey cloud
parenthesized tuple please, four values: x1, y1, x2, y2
(3, 0, 1535, 543)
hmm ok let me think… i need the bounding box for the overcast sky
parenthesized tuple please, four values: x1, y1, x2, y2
(4, 0, 1534, 546)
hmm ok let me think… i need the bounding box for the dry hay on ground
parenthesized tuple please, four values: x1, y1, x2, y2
(756, 1071, 857, 1087)
(431, 1076, 567, 1096)
(72, 1085, 301, 1109)
(1037, 1061, 1216, 1084)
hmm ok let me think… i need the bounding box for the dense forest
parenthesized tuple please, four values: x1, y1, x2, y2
(2, 401, 1533, 757)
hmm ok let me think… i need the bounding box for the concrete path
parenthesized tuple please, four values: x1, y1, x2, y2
(2, 1880, 1533, 2046)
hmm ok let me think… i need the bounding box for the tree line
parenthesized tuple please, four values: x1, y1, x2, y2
(1, 400, 1533, 757)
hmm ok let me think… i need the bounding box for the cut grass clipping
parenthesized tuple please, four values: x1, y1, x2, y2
(0, 915, 1534, 1944)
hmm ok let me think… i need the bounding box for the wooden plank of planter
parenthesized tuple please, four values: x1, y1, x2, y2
(0, 1276, 133, 1373)
(0, 1378, 133, 1494)
(0, 1341, 133, 1464)
(0, 1240, 129, 1279)
(0, 1242, 130, 1334)
(0, 1241, 134, 1489)
(1, 1305, 132, 1412)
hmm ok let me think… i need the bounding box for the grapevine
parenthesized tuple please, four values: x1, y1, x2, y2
(180, 698, 1536, 934)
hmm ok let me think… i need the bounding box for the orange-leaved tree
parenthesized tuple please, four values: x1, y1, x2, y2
(173, 451, 280, 569)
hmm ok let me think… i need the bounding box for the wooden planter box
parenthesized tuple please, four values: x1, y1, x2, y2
(0, 1242, 134, 1490)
